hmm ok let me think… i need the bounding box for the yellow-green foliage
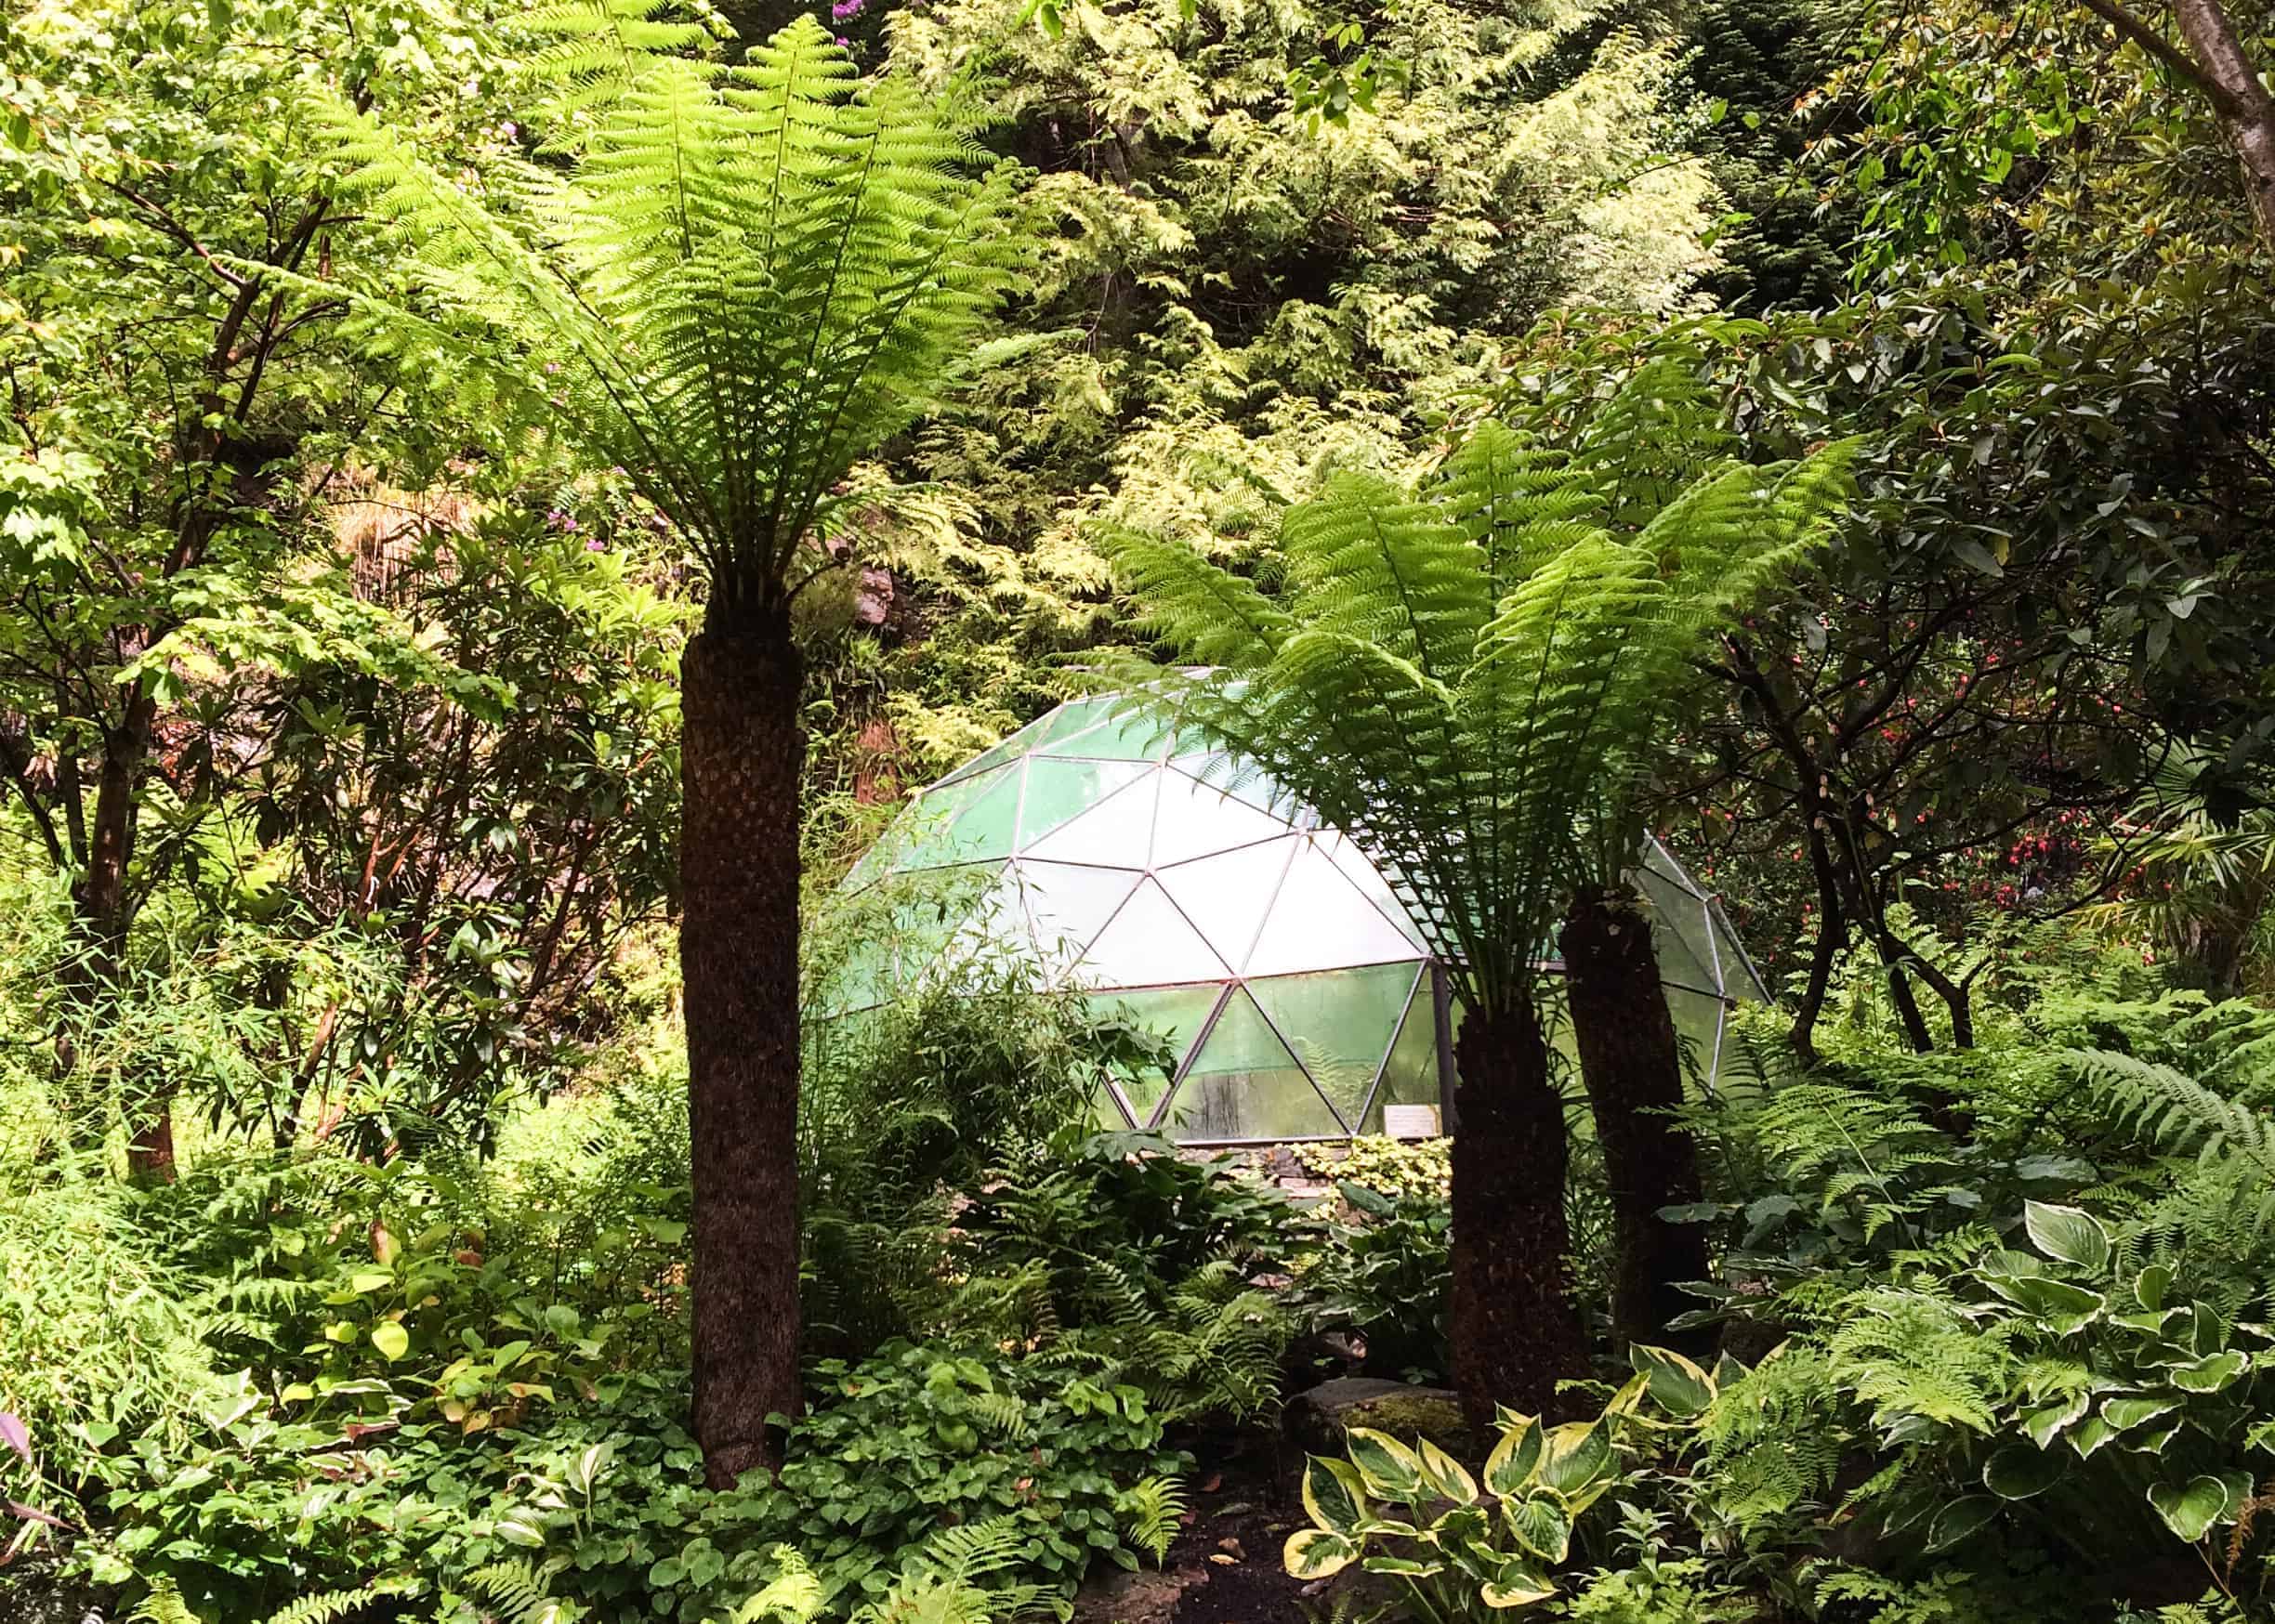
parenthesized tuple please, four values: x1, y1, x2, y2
(1297, 1136, 1451, 1199)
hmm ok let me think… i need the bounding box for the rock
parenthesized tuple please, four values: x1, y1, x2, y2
(1286, 1376, 1471, 1459)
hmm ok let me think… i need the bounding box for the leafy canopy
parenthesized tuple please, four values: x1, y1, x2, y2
(1105, 373, 1854, 1015)
(306, 9, 1027, 608)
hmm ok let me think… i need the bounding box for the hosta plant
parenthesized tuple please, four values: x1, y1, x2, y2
(1856, 1199, 2275, 1558)
(1282, 1346, 1729, 1617)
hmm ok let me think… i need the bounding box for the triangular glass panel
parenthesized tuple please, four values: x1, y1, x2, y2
(1247, 843, 1429, 976)
(882, 764, 1012, 872)
(1025, 772, 1162, 867)
(1252, 963, 1423, 1129)
(1045, 705, 1177, 763)
(1011, 860, 1142, 978)
(1092, 986, 1224, 1127)
(1150, 771, 1297, 868)
(1015, 758, 1150, 852)
(1706, 897, 1769, 1001)
(1154, 835, 1300, 977)
(1073, 877, 1229, 989)
(1020, 697, 1119, 754)
(1169, 754, 1299, 819)
(938, 713, 1051, 787)
(1634, 867, 1720, 994)
(1160, 990, 1342, 1140)
(936, 763, 1027, 867)
(1318, 832, 1430, 950)
(1360, 976, 1441, 1133)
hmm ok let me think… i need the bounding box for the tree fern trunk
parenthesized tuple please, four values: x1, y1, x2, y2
(681, 604, 805, 1486)
(1559, 884, 1708, 1355)
(1449, 997, 1584, 1428)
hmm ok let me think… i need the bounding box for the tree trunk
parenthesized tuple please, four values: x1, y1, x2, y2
(1449, 996, 1585, 1430)
(681, 603, 806, 1487)
(2172, 0, 2275, 248)
(2079, 0, 2275, 248)
(1559, 884, 1711, 1356)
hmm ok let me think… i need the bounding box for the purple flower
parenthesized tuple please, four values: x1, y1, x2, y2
(832, 0, 863, 21)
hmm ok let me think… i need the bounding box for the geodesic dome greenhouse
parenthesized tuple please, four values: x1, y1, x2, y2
(825, 695, 1768, 1146)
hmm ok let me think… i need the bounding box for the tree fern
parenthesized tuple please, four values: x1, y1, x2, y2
(301, 10, 1023, 613)
(1104, 374, 1855, 1017)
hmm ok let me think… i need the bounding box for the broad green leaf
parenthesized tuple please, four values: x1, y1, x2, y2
(1416, 1437, 1478, 1505)
(1924, 1496, 1998, 1553)
(2021, 1391, 2087, 1447)
(2001, 1276, 2107, 1334)
(1479, 1564, 1558, 1609)
(2148, 1475, 2233, 1542)
(370, 1322, 410, 1361)
(1504, 1492, 1572, 1563)
(1283, 1527, 1358, 1578)
(1345, 1428, 1424, 1500)
(1629, 1344, 1714, 1419)
(2103, 1395, 2180, 1432)
(1302, 1455, 1367, 1536)
(1535, 1422, 1611, 1500)
(349, 1271, 393, 1294)
(2170, 1351, 2247, 1395)
(2068, 1414, 2115, 1458)
(2024, 1200, 2111, 1273)
(2134, 1263, 2172, 1311)
(1483, 1414, 1543, 1496)
(1362, 1555, 1444, 1578)
(1983, 1444, 2063, 1500)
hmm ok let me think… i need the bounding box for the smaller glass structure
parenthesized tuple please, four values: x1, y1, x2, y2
(827, 696, 1768, 1145)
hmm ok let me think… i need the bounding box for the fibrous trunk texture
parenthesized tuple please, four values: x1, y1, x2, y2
(2172, 0, 2275, 250)
(681, 606, 805, 1487)
(1449, 997, 1585, 1429)
(1559, 884, 1709, 1355)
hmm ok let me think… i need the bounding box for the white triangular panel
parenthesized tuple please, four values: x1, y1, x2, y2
(1154, 836, 1301, 976)
(1076, 878, 1230, 988)
(1247, 845, 1426, 976)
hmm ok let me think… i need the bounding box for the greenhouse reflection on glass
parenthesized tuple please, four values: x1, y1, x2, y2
(820, 695, 1768, 1145)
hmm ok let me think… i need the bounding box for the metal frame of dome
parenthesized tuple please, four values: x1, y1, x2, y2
(832, 695, 1769, 1146)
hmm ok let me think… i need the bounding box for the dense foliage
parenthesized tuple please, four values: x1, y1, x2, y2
(6, 0, 2275, 1612)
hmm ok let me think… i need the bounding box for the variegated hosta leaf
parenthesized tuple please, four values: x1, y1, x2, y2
(2168, 1351, 2247, 1395)
(1283, 1527, 1359, 1579)
(1344, 1428, 1424, 1501)
(1982, 1444, 2063, 1501)
(2068, 1414, 2116, 1459)
(1362, 1555, 1446, 1578)
(1503, 1492, 1572, 1563)
(1417, 1437, 1479, 1505)
(1479, 1559, 1558, 1609)
(1302, 1455, 1368, 1537)
(1923, 1496, 1999, 1554)
(2148, 1475, 2236, 1542)
(2023, 1199, 2111, 1274)
(1534, 1422, 1611, 1500)
(1628, 1344, 1715, 1420)
(2102, 1395, 2180, 1433)
(1483, 1415, 1543, 1497)
(2133, 1263, 2173, 1311)
(2020, 1391, 2088, 1448)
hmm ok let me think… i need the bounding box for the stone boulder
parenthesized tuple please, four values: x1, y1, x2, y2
(1286, 1376, 1470, 1460)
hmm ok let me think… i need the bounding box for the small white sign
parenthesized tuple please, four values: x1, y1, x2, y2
(1382, 1104, 1440, 1141)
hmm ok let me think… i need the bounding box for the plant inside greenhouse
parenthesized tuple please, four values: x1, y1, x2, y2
(7, 0, 2275, 1617)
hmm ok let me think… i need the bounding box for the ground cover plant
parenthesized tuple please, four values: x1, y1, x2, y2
(5, 0, 2275, 1615)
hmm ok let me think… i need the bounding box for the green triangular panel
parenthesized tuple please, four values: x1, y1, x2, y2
(1361, 979, 1441, 1133)
(1163, 990, 1341, 1140)
(1015, 758, 1150, 851)
(1096, 986, 1224, 1127)
(1253, 963, 1422, 1130)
